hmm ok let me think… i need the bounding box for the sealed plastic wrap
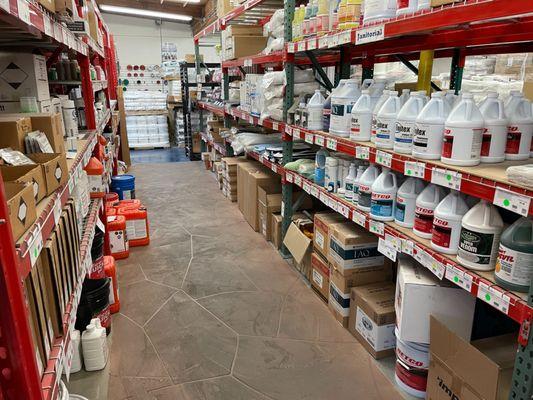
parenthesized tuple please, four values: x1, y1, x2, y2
(507, 164, 533, 188)
(264, 37, 285, 54)
(230, 133, 283, 155)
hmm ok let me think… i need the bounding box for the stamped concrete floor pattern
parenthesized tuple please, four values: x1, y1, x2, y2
(109, 162, 401, 400)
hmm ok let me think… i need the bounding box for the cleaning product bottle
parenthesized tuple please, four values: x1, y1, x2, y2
(399, 89, 410, 106)
(441, 92, 484, 166)
(70, 330, 83, 373)
(371, 90, 390, 143)
(303, 3, 311, 37)
(368, 78, 386, 97)
(317, 0, 329, 35)
(362, 0, 397, 24)
(330, 79, 361, 137)
(344, 163, 357, 202)
(443, 91, 457, 109)
(505, 96, 533, 161)
(309, 0, 318, 35)
(323, 92, 332, 131)
(394, 91, 426, 154)
(495, 217, 533, 293)
(375, 90, 401, 149)
(412, 92, 451, 160)
(337, 0, 347, 29)
(479, 92, 508, 163)
(504, 90, 522, 114)
(350, 89, 375, 141)
(431, 190, 470, 255)
(457, 200, 503, 271)
(344, 0, 361, 29)
(357, 164, 380, 212)
(328, 79, 347, 133)
(307, 90, 326, 130)
(395, 177, 426, 228)
(413, 184, 447, 239)
(314, 148, 330, 186)
(331, 0, 341, 30)
(82, 323, 108, 371)
(339, 158, 351, 192)
(397, 0, 418, 16)
(370, 168, 398, 221)
(417, 0, 430, 11)
(325, 156, 339, 192)
(352, 164, 367, 204)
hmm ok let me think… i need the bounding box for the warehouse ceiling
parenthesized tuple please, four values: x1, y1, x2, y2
(96, 0, 206, 20)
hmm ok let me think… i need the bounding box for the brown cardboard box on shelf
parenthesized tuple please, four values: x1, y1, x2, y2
(495, 53, 533, 76)
(313, 212, 345, 259)
(226, 25, 264, 37)
(0, 164, 47, 204)
(39, 0, 55, 12)
(49, 232, 67, 315)
(28, 153, 68, 195)
(328, 221, 384, 276)
(283, 219, 314, 280)
(348, 282, 396, 359)
(5, 182, 37, 241)
(0, 53, 50, 102)
(430, 0, 461, 6)
(271, 212, 306, 250)
(523, 81, 533, 101)
(217, 0, 233, 17)
(192, 132, 202, 153)
(426, 316, 516, 400)
(0, 116, 32, 151)
(185, 54, 204, 63)
(225, 36, 268, 60)
(54, 0, 75, 16)
(329, 261, 393, 327)
(310, 251, 330, 300)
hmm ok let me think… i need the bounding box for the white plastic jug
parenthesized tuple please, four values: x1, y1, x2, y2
(504, 90, 522, 114)
(441, 92, 484, 166)
(363, 0, 397, 24)
(394, 91, 426, 154)
(431, 191, 470, 255)
(412, 92, 451, 159)
(350, 90, 375, 141)
(371, 90, 390, 143)
(416, 0, 430, 11)
(368, 78, 386, 97)
(344, 163, 357, 202)
(330, 79, 360, 137)
(325, 156, 339, 192)
(505, 96, 533, 161)
(395, 177, 426, 228)
(352, 164, 367, 204)
(70, 330, 83, 374)
(397, 0, 418, 16)
(338, 158, 351, 191)
(478, 92, 508, 163)
(375, 90, 401, 149)
(399, 89, 410, 106)
(413, 184, 447, 239)
(443, 91, 456, 109)
(370, 168, 398, 221)
(457, 200, 503, 271)
(82, 323, 108, 372)
(307, 90, 326, 130)
(357, 164, 380, 212)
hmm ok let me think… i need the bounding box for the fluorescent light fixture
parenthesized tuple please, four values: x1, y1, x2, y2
(99, 5, 193, 21)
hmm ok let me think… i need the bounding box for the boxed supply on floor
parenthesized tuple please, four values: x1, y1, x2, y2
(329, 259, 393, 327)
(5, 182, 37, 241)
(271, 212, 306, 250)
(0, 164, 47, 204)
(313, 211, 345, 259)
(0, 52, 50, 102)
(310, 251, 330, 301)
(283, 217, 314, 280)
(426, 316, 516, 400)
(348, 282, 396, 359)
(395, 257, 476, 344)
(221, 157, 250, 201)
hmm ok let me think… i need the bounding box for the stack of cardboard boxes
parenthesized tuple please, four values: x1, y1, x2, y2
(221, 26, 268, 61)
(221, 157, 249, 201)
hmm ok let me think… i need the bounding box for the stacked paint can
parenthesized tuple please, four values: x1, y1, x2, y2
(394, 328, 430, 398)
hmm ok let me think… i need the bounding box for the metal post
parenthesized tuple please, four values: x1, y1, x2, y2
(281, 0, 295, 257)
(361, 55, 374, 83)
(416, 50, 434, 95)
(449, 48, 465, 95)
(78, 53, 96, 130)
(195, 40, 205, 135)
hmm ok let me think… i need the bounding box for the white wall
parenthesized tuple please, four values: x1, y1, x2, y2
(103, 13, 219, 66)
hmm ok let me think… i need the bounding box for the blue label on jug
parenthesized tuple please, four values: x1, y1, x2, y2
(371, 199, 394, 217)
(315, 168, 325, 186)
(395, 203, 406, 222)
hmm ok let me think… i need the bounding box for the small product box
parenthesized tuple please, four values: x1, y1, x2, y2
(0, 53, 50, 101)
(5, 182, 37, 241)
(310, 251, 330, 301)
(0, 164, 47, 204)
(28, 153, 68, 195)
(313, 212, 345, 260)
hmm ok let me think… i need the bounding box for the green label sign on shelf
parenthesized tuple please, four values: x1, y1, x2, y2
(445, 264, 473, 292)
(493, 187, 530, 217)
(477, 282, 510, 314)
(305, 133, 314, 144)
(404, 161, 425, 178)
(352, 210, 366, 227)
(376, 150, 392, 168)
(378, 238, 397, 262)
(431, 168, 462, 190)
(369, 220, 384, 236)
(29, 227, 44, 267)
(326, 138, 337, 151)
(315, 136, 325, 146)
(356, 146, 369, 160)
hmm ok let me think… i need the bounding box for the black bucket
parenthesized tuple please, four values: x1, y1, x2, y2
(75, 278, 111, 335)
(89, 227, 106, 279)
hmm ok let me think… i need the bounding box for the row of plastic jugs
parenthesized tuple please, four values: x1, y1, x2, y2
(70, 318, 109, 374)
(306, 79, 533, 164)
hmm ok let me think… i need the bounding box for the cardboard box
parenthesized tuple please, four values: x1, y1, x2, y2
(523, 81, 533, 101)
(0, 116, 32, 151)
(24, 278, 45, 373)
(283, 219, 313, 280)
(311, 251, 330, 300)
(426, 316, 516, 400)
(329, 262, 392, 327)
(40, 242, 63, 335)
(192, 132, 202, 153)
(395, 257, 476, 344)
(29, 266, 51, 360)
(0, 53, 50, 101)
(35, 257, 58, 343)
(5, 182, 37, 241)
(348, 282, 396, 359)
(28, 153, 68, 195)
(328, 221, 384, 276)
(217, 0, 233, 17)
(0, 99, 52, 114)
(225, 36, 268, 60)
(225, 25, 264, 37)
(39, 0, 55, 12)
(0, 164, 47, 203)
(271, 212, 306, 250)
(54, 0, 75, 15)
(313, 212, 345, 259)
(185, 54, 204, 63)
(49, 232, 67, 315)
(26, 113, 66, 154)
(430, 0, 461, 6)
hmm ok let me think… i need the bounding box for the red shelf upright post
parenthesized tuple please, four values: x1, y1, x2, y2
(0, 174, 42, 400)
(78, 53, 97, 130)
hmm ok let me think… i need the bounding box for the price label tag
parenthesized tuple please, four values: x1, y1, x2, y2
(305, 133, 314, 144)
(431, 168, 462, 190)
(328, 34, 339, 48)
(352, 210, 366, 227)
(244, 59, 252, 67)
(375, 150, 392, 168)
(338, 203, 350, 219)
(29, 228, 43, 267)
(318, 36, 329, 48)
(428, 257, 445, 280)
(445, 264, 473, 292)
(339, 31, 351, 44)
(378, 238, 397, 261)
(385, 233, 402, 252)
(315, 135, 325, 146)
(311, 186, 319, 198)
(272, 122, 279, 131)
(288, 42, 295, 53)
(248, 115, 254, 124)
(401, 239, 414, 255)
(298, 41, 306, 52)
(44, 15, 52, 36)
(355, 146, 370, 160)
(369, 220, 384, 236)
(285, 125, 292, 135)
(404, 161, 426, 178)
(303, 181, 311, 193)
(68, 177, 75, 195)
(326, 138, 337, 151)
(493, 187, 530, 217)
(413, 245, 428, 265)
(0, 0, 8, 11)
(294, 175, 302, 187)
(271, 164, 278, 174)
(477, 282, 510, 314)
(293, 128, 301, 138)
(17, 0, 30, 24)
(308, 39, 317, 50)
(329, 199, 339, 212)
(285, 172, 293, 183)
(53, 197, 62, 225)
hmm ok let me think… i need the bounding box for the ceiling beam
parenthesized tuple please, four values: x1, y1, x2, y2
(95, 0, 204, 19)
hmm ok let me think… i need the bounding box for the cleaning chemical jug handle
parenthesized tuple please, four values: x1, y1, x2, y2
(438, 98, 444, 117)
(465, 99, 473, 119)
(497, 99, 505, 120)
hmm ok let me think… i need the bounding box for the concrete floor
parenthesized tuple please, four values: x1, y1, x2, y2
(68, 161, 406, 400)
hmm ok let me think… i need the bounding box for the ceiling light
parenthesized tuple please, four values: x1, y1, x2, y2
(99, 5, 193, 21)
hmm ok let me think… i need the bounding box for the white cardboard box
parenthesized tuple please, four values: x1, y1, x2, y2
(395, 256, 476, 344)
(0, 53, 50, 101)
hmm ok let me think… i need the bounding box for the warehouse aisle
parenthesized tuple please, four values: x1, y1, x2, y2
(108, 162, 402, 400)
